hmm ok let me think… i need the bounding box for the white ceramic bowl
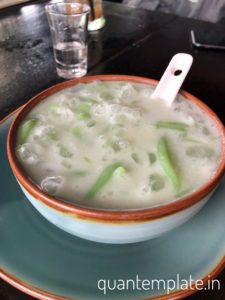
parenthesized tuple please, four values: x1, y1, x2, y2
(7, 75, 225, 244)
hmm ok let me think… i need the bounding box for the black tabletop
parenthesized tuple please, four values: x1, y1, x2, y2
(0, 0, 177, 120)
(0, 1, 225, 299)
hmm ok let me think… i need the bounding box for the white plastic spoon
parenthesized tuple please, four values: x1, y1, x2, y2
(151, 53, 193, 106)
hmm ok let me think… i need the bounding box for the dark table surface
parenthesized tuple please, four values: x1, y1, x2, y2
(0, 1, 225, 299)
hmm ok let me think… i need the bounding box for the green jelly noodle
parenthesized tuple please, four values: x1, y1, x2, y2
(157, 137, 181, 190)
(16, 81, 221, 209)
(85, 162, 124, 199)
(17, 118, 38, 145)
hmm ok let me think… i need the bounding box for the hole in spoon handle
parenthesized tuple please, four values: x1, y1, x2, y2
(174, 69, 182, 76)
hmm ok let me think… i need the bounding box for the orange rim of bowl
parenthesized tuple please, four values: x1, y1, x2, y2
(6, 75, 225, 221)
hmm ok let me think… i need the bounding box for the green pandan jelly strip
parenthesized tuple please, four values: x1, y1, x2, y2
(85, 162, 123, 199)
(114, 166, 127, 176)
(155, 121, 188, 132)
(78, 103, 92, 120)
(17, 118, 38, 145)
(157, 137, 181, 190)
(72, 127, 82, 138)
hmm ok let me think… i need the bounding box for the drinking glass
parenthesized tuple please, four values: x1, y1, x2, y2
(46, 2, 90, 79)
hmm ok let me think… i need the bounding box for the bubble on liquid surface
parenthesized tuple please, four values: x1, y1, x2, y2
(93, 103, 107, 115)
(121, 106, 141, 121)
(40, 176, 64, 195)
(119, 83, 138, 103)
(17, 143, 42, 164)
(33, 125, 58, 142)
(139, 88, 153, 99)
(49, 102, 75, 121)
(109, 104, 121, 113)
(112, 137, 130, 151)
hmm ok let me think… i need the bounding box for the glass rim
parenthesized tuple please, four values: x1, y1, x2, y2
(45, 2, 90, 16)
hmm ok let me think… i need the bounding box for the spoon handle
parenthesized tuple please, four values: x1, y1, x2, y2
(151, 53, 193, 106)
